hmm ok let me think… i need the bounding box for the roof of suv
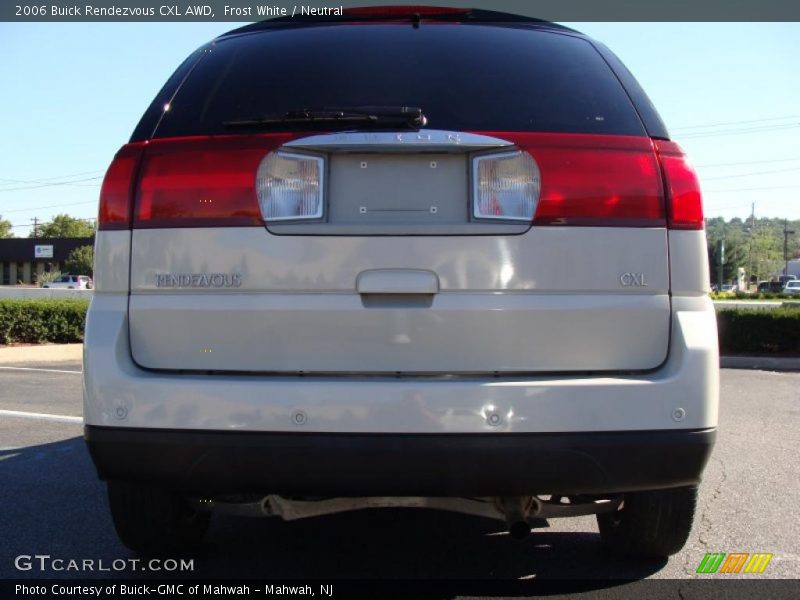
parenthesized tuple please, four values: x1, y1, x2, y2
(218, 7, 580, 39)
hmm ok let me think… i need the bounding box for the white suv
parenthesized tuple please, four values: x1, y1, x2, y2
(42, 274, 93, 289)
(784, 280, 800, 295)
(84, 8, 719, 558)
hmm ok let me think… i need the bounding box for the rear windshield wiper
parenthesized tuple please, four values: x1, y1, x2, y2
(224, 106, 427, 131)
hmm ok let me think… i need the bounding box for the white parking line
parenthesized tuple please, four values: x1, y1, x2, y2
(0, 409, 83, 424)
(0, 366, 81, 374)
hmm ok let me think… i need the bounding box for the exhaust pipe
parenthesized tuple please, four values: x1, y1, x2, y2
(499, 496, 541, 540)
(509, 519, 531, 540)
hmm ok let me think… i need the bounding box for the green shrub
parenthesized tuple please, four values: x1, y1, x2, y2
(0, 299, 89, 345)
(717, 308, 800, 356)
(711, 291, 797, 300)
(751, 292, 794, 300)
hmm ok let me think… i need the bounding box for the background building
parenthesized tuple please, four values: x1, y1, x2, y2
(789, 259, 800, 279)
(0, 237, 94, 285)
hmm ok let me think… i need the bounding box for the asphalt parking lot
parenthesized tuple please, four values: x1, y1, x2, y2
(1, 360, 798, 587)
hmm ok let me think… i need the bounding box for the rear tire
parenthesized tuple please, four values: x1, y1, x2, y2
(107, 481, 210, 555)
(597, 486, 697, 558)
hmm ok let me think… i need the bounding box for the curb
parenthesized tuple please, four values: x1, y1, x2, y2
(721, 355, 800, 371)
(0, 343, 83, 365)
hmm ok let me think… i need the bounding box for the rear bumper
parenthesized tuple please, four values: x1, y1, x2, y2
(83, 294, 719, 435)
(85, 425, 716, 496)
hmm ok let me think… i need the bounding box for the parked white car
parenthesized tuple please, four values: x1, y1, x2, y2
(784, 280, 800, 295)
(42, 275, 93, 289)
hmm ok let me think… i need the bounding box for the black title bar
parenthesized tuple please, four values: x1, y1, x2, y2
(3, 0, 800, 22)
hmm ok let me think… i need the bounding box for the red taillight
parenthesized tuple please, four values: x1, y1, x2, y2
(489, 133, 665, 227)
(97, 143, 145, 230)
(106, 132, 700, 231)
(133, 135, 291, 228)
(654, 140, 704, 230)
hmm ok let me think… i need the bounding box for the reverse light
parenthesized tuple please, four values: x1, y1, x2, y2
(256, 151, 324, 221)
(472, 150, 540, 221)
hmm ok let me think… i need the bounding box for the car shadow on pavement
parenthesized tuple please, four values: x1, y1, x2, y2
(0, 435, 114, 578)
(197, 510, 666, 582)
(1, 437, 665, 588)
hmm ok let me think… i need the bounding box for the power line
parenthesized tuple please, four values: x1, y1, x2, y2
(671, 115, 800, 131)
(0, 169, 104, 184)
(679, 123, 800, 139)
(0, 176, 103, 192)
(705, 184, 800, 193)
(701, 166, 800, 181)
(696, 157, 800, 168)
(2, 200, 97, 214)
(705, 202, 760, 211)
(9, 217, 96, 230)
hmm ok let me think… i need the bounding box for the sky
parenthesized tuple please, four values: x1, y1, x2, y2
(0, 21, 799, 237)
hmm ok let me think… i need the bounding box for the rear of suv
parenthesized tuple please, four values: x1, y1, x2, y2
(84, 8, 718, 559)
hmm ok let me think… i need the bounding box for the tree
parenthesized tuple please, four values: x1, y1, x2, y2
(30, 214, 95, 238)
(705, 216, 798, 283)
(706, 218, 748, 284)
(63, 245, 94, 276)
(707, 237, 747, 284)
(749, 228, 783, 280)
(0, 214, 12, 238)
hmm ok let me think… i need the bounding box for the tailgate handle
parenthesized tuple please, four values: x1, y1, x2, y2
(356, 269, 439, 295)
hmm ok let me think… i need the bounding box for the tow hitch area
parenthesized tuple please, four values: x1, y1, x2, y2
(191, 495, 623, 539)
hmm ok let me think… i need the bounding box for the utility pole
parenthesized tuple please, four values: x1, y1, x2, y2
(785, 219, 796, 277)
(31, 217, 38, 239)
(717, 239, 725, 289)
(747, 202, 755, 287)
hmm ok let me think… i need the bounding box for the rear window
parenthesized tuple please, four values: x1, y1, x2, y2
(149, 24, 645, 138)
